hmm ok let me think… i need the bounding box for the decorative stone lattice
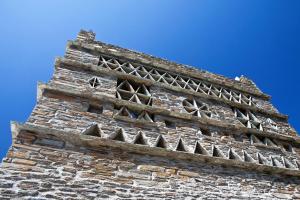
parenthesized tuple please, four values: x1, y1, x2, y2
(234, 108, 263, 131)
(88, 77, 100, 88)
(265, 118, 278, 130)
(116, 79, 152, 106)
(98, 55, 256, 107)
(1, 30, 300, 199)
(91, 127, 297, 170)
(182, 98, 215, 118)
(114, 106, 154, 122)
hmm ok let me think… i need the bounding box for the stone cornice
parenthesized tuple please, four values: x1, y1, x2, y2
(55, 57, 288, 120)
(39, 81, 299, 145)
(11, 122, 300, 178)
(67, 41, 271, 100)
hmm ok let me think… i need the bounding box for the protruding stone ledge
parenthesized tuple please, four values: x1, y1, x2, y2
(11, 122, 300, 178)
(39, 81, 298, 145)
(55, 57, 288, 120)
(67, 40, 271, 100)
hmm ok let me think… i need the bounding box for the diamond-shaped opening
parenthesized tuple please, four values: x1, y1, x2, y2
(88, 77, 100, 88)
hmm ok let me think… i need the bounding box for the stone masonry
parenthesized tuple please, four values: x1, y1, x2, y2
(0, 30, 300, 199)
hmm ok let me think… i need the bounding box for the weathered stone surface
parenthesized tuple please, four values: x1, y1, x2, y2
(11, 158, 36, 166)
(0, 30, 299, 199)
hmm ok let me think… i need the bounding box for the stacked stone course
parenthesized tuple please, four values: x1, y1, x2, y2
(0, 30, 300, 199)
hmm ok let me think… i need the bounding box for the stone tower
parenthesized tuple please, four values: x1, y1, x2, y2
(1, 30, 300, 199)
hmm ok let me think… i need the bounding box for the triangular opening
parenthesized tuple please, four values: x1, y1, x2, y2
(257, 153, 267, 165)
(158, 76, 168, 84)
(234, 108, 248, 119)
(264, 138, 277, 147)
(194, 142, 209, 155)
(130, 70, 142, 77)
(112, 128, 126, 142)
(243, 151, 255, 163)
(212, 146, 224, 158)
(116, 91, 123, 99)
(152, 69, 162, 76)
(271, 157, 282, 167)
(133, 132, 147, 145)
(117, 80, 135, 92)
(220, 93, 230, 100)
(129, 94, 142, 104)
(175, 138, 187, 152)
(136, 85, 151, 96)
(116, 107, 132, 118)
(228, 149, 241, 161)
(295, 161, 300, 169)
(155, 135, 167, 149)
(137, 111, 154, 122)
(171, 80, 182, 88)
(184, 84, 195, 91)
(246, 121, 252, 128)
(250, 134, 262, 145)
(282, 144, 293, 152)
(139, 66, 150, 73)
(283, 158, 295, 169)
(147, 98, 153, 106)
(144, 73, 155, 81)
(82, 124, 102, 137)
(115, 66, 127, 73)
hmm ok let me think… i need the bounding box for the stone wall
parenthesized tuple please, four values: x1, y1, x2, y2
(1, 30, 300, 199)
(1, 135, 300, 199)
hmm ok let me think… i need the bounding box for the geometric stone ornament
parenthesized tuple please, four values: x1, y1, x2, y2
(82, 123, 102, 137)
(175, 138, 188, 152)
(98, 55, 256, 107)
(234, 108, 263, 131)
(133, 131, 148, 145)
(1, 30, 300, 199)
(154, 135, 168, 149)
(182, 98, 215, 118)
(193, 141, 209, 155)
(88, 77, 100, 88)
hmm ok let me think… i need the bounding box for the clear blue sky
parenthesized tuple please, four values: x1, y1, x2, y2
(0, 0, 299, 160)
